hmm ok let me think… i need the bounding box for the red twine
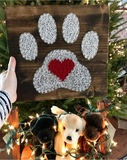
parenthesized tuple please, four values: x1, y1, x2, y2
(48, 59, 75, 81)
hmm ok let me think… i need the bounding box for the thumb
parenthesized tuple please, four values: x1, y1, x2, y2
(8, 56, 16, 71)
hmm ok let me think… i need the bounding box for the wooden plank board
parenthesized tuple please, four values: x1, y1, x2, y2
(5, 5, 109, 101)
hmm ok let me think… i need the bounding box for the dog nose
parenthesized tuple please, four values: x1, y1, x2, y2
(67, 136, 72, 141)
(87, 132, 94, 138)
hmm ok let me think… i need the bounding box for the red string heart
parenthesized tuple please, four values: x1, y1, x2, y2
(48, 59, 75, 81)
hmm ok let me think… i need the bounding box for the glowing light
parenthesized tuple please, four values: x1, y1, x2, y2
(111, 140, 117, 146)
(109, 149, 112, 152)
(4, 129, 8, 132)
(116, 88, 123, 93)
(87, 141, 90, 145)
(94, 141, 97, 146)
(104, 131, 108, 135)
(40, 155, 48, 160)
(25, 139, 28, 145)
(62, 155, 65, 158)
(17, 139, 20, 145)
(29, 116, 34, 119)
(104, 121, 109, 127)
(7, 148, 10, 155)
(42, 144, 45, 149)
(36, 113, 39, 118)
(87, 100, 91, 105)
(62, 146, 68, 154)
(9, 125, 14, 130)
(4, 121, 8, 125)
(40, 156, 44, 160)
(53, 125, 57, 131)
(31, 150, 35, 155)
(86, 0, 89, 4)
(115, 106, 120, 110)
(21, 138, 25, 143)
(27, 122, 31, 126)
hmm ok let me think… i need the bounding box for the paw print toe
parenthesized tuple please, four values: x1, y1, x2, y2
(81, 31, 99, 60)
(38, 13, 57, 44)
(62, 13, 79, 44)
(19, 33, 38, 61)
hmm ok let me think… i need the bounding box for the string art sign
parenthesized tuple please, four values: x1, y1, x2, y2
(5, 5, 109, 101)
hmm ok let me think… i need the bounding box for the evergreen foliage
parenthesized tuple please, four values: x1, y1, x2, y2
(0, 0, 127, 121)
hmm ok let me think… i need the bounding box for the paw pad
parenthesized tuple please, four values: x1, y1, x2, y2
(33, 50, 91, 93)
(19, 13, 99, 94)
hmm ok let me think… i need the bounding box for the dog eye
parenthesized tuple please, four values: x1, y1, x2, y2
(76, 129, 79, 132)
(98, 129, 102, 132)
(86, 124, 89, 127)
(63, 126, 66, 130)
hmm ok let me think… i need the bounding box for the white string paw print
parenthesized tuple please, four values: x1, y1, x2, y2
(19, 13, 99, 94)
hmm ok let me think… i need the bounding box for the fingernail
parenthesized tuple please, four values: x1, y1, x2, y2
(10, 56, 14, 62)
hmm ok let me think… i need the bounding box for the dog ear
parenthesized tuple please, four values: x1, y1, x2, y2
(51, 106, 66, 115)
(76, 105, 89, 116)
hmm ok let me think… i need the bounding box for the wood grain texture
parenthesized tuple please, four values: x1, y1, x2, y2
(5, 5, 109, 101)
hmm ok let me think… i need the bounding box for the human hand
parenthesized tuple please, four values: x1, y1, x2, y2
(0, 56, 17, 103)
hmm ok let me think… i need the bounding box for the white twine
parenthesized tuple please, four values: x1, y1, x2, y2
(19, 33, 38, 61)
(38, 13, 57, 44)
(81, 31, 99, 60)
(62, 13, 79, 43)
(33, 49, 91, 94)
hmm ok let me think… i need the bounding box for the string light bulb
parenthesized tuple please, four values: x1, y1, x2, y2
(42, 144, 45, 149)
(4, 129, 8, 132)
(27, 122, 31, 126)
(87, 141, 90, 145)
(53, 125, 57, 132)
(111, 140, 117, 146)
(62, 146, 68, 154)
(115, 106, 120, 110)
(40, 156, 44, 160)
(62, 155, 65, 159)
(9, 125, 14, 130)
(87, 100, 91, 105)
(29, 116, 34, 119)
(7, 148, 10, 155)
(31, 150, 35, 156)
(104, 121, 109, 127)
(104, 131, 108, 135)
(36, 113, 39, 118)
(94, 141, 97, 146)
(17, 139, 20, 145)
(21, 138, 25, 143)
(25, 139, 28, 145)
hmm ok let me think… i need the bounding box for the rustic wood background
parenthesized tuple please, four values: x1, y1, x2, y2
(5, 5, 109, 101)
